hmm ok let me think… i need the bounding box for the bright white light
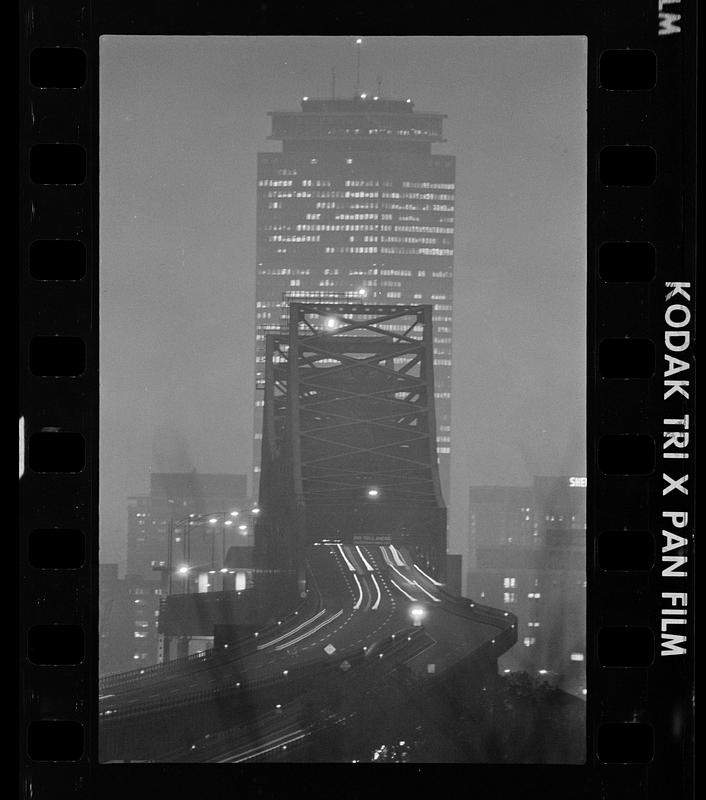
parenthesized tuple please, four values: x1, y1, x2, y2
(224, 520, 233, 526)
(302, 96, 309, 101)
(325, 317, 338, 329)
(252, 507, 260, 514)
(361, 93, 367, 99)
(357, 287, 367, 296)
(209, 517, 218, 524)
(367, 487, 379, 498)
(177, 566, 189, 575)
(239, 524, 248, 531)
(352, 572, 364, 610)
(356, 38, 362, 45)
(229, 510, 239, 517)
(538, 669, 549, 675)
(220, 568, 228, 573)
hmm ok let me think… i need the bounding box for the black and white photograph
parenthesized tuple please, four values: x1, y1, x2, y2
(98, 35, 587, 763)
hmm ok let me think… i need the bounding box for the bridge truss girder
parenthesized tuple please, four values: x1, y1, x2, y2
(256, 303, 447, 577)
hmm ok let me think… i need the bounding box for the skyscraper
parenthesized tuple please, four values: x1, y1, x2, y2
(254, 94, 455, 499)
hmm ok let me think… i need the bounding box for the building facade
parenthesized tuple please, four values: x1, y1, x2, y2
(99, 564, 166, 673)
(467, 476, 587, 697)
(254, 95, 455, 501)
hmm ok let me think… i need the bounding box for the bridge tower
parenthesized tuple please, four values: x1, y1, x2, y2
(255, 303, 447, 585)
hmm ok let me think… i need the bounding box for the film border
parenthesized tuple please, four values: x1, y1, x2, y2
(18, 2, 696, 798)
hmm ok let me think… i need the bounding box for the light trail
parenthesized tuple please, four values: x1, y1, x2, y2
(413, 563, 444, 587)
(222, 728, 307, 763)
(387, 560, 416, 586)
(257, 609, 328, 650)
(413, 580, 441, 603)
(352, 572, 364, 610)
(355, 545, 374, 571)
(379, 546, 394, 566)
(274, 609, 343, 650)
(390, 579, 418, 602)
(370, 573, 382, 610)
(336, 543, 357, 572)
(389, 544, 406, 567)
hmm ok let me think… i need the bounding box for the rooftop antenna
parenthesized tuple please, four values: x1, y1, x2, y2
(331, 65, 336, 99)
(355, 38, 362, 97)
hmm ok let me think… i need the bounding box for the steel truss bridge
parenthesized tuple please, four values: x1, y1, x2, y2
(99, 304, 517, 763)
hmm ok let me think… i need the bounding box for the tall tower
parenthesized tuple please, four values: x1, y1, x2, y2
(254, 94, 455, 501)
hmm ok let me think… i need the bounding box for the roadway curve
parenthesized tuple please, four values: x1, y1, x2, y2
(99, 543, 516, 762)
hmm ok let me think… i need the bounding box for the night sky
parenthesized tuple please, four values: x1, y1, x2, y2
(100, 36, 587, 571)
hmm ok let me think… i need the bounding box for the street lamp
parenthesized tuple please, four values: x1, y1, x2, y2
(410, 605, 426, 626)
(166, 505, 259, 594)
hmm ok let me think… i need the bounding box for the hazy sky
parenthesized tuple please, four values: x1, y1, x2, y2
(100, 35, 587, 570)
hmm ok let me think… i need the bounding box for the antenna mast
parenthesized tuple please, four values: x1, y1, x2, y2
(355, 38, 362, 96)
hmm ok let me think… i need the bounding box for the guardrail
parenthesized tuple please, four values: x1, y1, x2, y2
(101, 625, 426, 724)
(99, 590, 318, 692)
(101, 625, 429, 766)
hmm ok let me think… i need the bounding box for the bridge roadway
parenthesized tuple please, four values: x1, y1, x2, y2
(100, 543, 516, 761)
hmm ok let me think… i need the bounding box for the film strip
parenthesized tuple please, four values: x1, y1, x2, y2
(19, 3, 696, 797)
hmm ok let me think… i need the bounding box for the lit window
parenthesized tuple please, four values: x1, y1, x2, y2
(503, 577, 516, 588)
(570, 652, 584, 661)
(503, 592, 516, 604)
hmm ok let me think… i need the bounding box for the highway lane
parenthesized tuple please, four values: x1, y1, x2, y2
(100, 542, 515, 726)
(100, 544, 419, 717)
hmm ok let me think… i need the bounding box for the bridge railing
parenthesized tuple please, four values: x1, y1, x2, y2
(99, 590, 318, 692)
(101, 625, 427, 725)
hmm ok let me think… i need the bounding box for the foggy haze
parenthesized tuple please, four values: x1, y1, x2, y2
(99, 35, 587, 570)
